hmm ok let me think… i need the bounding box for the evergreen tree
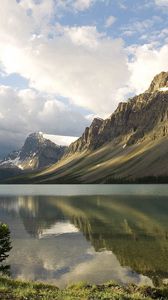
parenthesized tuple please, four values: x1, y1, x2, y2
(0, 223, 12, 275)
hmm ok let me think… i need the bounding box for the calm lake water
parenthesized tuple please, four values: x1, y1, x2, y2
(0, 184, 168, 287)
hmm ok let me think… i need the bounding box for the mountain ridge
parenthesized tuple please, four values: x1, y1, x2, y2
(1, 71, 168, 183)
(67, 71, 168, 155)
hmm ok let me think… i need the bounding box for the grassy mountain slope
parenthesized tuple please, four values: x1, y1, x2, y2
(7, 134, 168, 183)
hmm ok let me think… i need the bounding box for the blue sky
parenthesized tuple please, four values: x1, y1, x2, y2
(59, 0, 166, 44)
(0, 0, 168, 154)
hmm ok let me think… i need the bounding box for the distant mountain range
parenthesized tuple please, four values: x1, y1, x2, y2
(1, 71, 168, 183)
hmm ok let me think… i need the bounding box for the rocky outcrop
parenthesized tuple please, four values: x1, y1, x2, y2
(147, 71, 168, 93)
(68, 118, 103, 152)
(67, 71, 168, 154)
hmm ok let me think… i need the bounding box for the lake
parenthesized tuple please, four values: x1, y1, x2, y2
(0, 184, 168, 288)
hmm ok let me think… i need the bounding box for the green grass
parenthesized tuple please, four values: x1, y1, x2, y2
(0, 277, 168, 300)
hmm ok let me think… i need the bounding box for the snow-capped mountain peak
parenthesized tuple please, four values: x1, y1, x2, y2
(0, 132, 68, 171)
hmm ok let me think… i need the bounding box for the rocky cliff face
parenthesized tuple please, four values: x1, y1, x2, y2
(68, 71, 168, 154)
(147, 71, 168, 93)
(0, 132, 67, 171)
(68, 118, 103, 152)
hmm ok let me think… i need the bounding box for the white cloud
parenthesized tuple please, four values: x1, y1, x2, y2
(39, 221, 79, 238)
(55, 250, 153, 288)
(128, 43, 168, 94)
(0, 86, 88, 152)
(11, 243, 152, 288)
(63, 26, 104, 48)
(73, 0, 95, 11)
(121, 17, 161, 39)
(0, 0, 130, 117)
(155, 0, 168, 6)
(105, 16, 116, 28)
(55, 0, 95, 12)
(19, 0, 94, 15)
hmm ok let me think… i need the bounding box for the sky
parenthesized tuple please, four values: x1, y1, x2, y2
(0, 0, 168, 155)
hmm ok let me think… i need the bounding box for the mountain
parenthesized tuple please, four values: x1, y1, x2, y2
(2, 71, 168, 183)
(0, 132, 67, 173)
(68, 71, 168, 153)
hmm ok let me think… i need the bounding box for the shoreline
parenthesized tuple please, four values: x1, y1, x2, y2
(0, 276, 168, 300)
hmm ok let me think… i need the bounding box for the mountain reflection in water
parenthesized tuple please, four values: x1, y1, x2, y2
(0, 191, 168, 287)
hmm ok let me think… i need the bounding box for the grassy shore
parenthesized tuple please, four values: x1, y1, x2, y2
(0, 277, 168, 300)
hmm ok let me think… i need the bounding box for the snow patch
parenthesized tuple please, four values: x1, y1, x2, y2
(159, 87, 168, 92)
(0, 156, 23, 169)
(43, 134, 78, 146)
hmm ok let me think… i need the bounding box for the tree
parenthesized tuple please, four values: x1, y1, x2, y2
(0, 223, 12, 275)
